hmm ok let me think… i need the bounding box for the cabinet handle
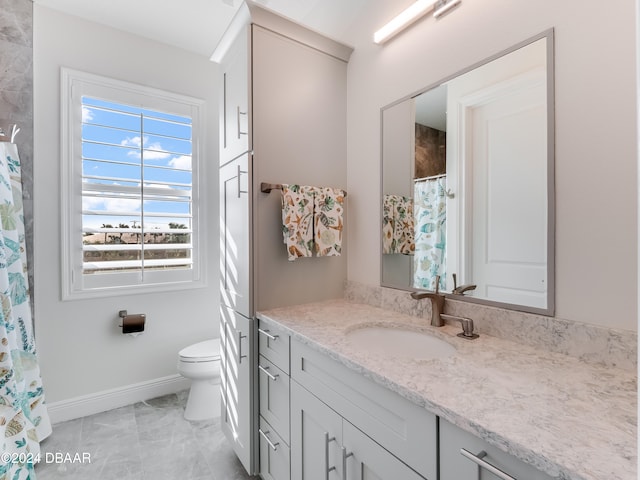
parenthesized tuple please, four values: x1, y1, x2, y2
(237, 331, 247, 364)
(342, 447, 353, 479)
(460, 449, 517, 480)
(258, 364, 279, 381)
(259, 428, 279, 451)
(237, 106, 248, 138)
(236, 165, 248, 198)
(258, 328, 279, 341)
(324, 432, 336, 479)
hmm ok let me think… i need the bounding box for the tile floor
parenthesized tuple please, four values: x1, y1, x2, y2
(35, 391, 257, 480)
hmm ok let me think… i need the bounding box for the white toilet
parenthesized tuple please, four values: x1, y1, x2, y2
(177, 338, 221, 421)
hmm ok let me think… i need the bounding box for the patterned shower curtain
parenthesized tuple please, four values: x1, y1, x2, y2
(413, 178, 447, 291)
(0, 142, 51, 480)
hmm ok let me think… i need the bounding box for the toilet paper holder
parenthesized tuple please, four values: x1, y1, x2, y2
(118, 310, 146, 334)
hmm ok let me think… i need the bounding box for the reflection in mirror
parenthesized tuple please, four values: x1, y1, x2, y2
(381, 31, 554, 315)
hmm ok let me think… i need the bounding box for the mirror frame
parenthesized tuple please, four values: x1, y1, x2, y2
(379, 29, 555, 316)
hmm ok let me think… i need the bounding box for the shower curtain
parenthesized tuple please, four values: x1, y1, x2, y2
(0, 142, 51, 480)
(413, 177, 447, 291)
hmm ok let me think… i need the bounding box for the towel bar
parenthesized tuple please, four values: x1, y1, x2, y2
(260, 182, 347, 196)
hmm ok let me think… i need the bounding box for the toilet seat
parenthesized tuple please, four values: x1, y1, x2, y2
(179, 339, 221, 363)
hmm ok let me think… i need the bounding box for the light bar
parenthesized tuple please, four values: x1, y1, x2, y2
(373, 0, 438, 44)
(434, 0, 461, 18)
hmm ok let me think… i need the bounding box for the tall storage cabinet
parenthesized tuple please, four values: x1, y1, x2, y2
(213, 1, 353, 475)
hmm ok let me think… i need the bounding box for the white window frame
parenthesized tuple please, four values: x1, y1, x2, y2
(61, 68, 207, 300)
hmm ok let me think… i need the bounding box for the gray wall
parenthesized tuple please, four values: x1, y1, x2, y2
(0, 0, 34, 306)
(34, 6, 220, 405)
(345, 0, 637, 331)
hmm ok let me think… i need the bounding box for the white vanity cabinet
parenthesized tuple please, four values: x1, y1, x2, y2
(290, 381, 343, 479)
(219, 153, 251, 317)
(220, 304, 254, 472)
(291, 380, 427, 480)
(218, 23, 249, 166)
(290, 339, 437, 480)
(214, 1, 351, 474)
(219, 150, 255, 473)
(257, 320, 291, 480)
(439, 419, 554, 480)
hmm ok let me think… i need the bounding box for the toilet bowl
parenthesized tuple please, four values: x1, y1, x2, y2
(177, 338, 221, 421)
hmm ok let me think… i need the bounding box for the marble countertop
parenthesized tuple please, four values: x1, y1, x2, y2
(257, 299, 637, 480)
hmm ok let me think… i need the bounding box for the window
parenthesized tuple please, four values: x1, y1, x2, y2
(61, 69, 206, 299)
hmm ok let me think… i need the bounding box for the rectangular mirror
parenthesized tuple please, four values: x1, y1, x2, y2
(381, 30, 554, 315)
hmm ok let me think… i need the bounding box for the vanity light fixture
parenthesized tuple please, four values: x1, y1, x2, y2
(433, 0, 461, 18)
(373, 0, 461, 44)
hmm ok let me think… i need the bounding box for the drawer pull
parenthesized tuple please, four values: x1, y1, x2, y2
(258, 364, 279, 381)
(259, 428, 279, 451)
(460, 448, 516, 480)
(236, 165, 248, 198)
(237, 106, 248, 137)
(325, 432, 336, 479)
(258, 328, 279, 341)
(342, 447, 354, 479)
(237, 331, 247, 364)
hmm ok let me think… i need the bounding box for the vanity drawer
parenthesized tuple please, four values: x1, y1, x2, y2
(258, 355, 290, 444)
(259, 417, 290, 480)
(439, 419, 554, 480)
(291, 340, 437, 480)
(258, 319, 290, 374)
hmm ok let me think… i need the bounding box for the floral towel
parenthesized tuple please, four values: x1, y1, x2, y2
(382, 194, 414, 255)
(282, 184, 316, 261)
(314, 187, 345, 257)
(281, 184, 345, 261)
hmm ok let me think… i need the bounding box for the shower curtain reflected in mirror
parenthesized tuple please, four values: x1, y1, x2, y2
(413, 177, 446, 291)
(0, 142, 51, 479)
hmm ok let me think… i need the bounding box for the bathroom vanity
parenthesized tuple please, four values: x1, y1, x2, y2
(256, 300, 636, 480)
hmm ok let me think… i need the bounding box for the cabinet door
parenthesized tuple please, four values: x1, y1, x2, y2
(220, 305, 255, 474)
(343, 421, 426, 480)
(219, 153, 251, 317)
(258, 356, 290, 444)
(440, 419, 554, 480)
(220, 23, 250, 165)
(259, 417, 291, 480)
(291, 381, 343, 480)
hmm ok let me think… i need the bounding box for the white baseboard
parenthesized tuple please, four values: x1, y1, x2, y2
(46, 374, 191, 424)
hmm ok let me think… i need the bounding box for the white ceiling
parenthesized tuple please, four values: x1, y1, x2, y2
(33, 0, 367, 58)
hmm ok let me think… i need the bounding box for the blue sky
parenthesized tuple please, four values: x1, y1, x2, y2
(81, 97, 193, 232)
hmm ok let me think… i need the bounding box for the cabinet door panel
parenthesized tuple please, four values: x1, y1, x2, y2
(292, 340, 437, 479)
(440, 419, 554, 480)
(291, 381, 343, 480)
(258, 319, 290, 374)
(219, 153, 251, 317)
(220, 24, 250, 165)
(343, 421, 426, 480)
(220, 305, 255, 474)
(259, 356, 290, 444)
(259, 417, 290, 480)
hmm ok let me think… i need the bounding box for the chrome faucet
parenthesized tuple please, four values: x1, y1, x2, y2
(451, 273, 476, 295)
(410, 275, 445, 327)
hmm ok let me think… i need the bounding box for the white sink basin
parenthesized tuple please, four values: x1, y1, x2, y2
(346, 326, 456, 360)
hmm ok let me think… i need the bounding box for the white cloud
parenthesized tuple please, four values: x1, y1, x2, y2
(169, 155, 192, 170)
(83, 196, 141, 213)
(82, 107, 94, 122)
(121, 136, 171, 160)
